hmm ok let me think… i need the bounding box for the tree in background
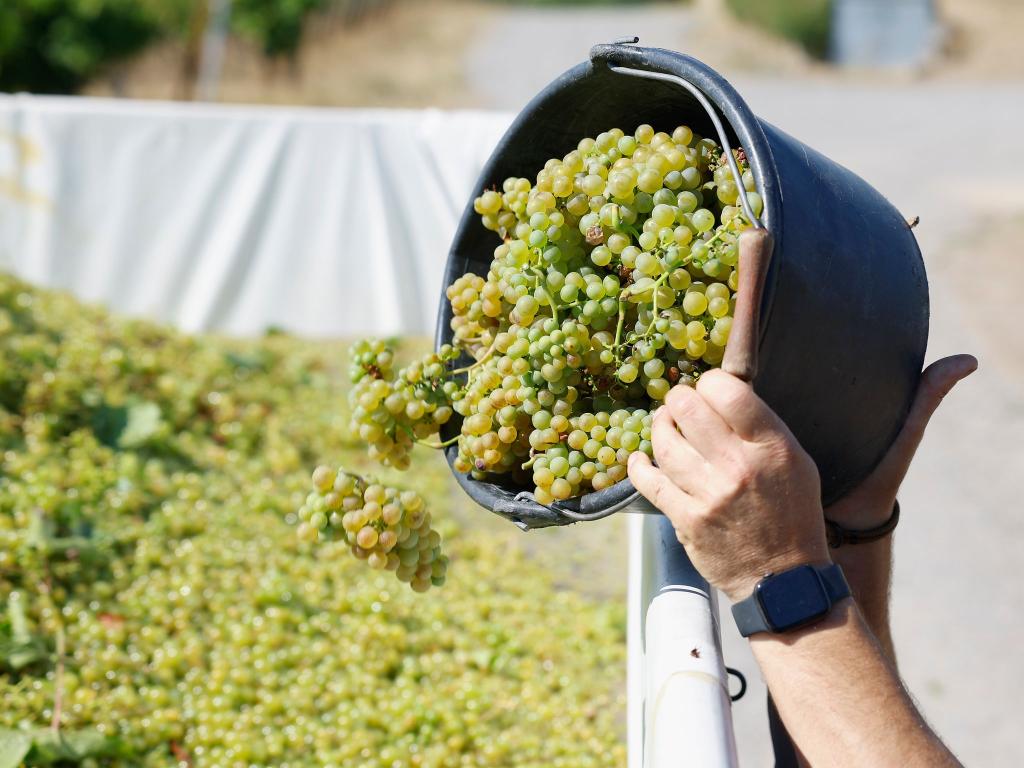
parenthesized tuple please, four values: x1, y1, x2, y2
(0, 0, 365, 96)
(0, 0, 161, 93)
(233, 0, 329, 58)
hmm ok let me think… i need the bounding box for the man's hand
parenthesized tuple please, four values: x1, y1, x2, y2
(825, 354, 978, 528)
(627, 369, 830, 603)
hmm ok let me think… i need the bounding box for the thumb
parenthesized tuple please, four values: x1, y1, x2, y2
(874, 354, 978, 489)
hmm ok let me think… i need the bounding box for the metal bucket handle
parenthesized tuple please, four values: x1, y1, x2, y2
(601, 41, 774, 386)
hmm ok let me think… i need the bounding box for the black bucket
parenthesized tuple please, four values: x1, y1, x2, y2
(435, 43, 929, 529)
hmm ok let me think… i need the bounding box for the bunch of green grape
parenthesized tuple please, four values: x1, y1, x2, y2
(296, 466, 448, 591)
(345, 124, 760, 504)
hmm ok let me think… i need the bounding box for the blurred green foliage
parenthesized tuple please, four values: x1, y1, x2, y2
(0, 0, 389, 95)
(497, 0, 655, 4)
(0, 0, 161, 93)
(232, 0, 329, 57)
(726, 0, 832, 58)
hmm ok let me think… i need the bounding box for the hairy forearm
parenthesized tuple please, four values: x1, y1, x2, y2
(789, 541, 895, 768)
(752, 600, 960, 768)
(830, 537, 894, 660)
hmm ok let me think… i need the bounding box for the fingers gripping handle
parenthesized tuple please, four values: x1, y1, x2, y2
(722, 228, 773, 383)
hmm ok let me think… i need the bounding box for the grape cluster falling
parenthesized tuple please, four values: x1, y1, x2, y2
(297, 466, 449, 592)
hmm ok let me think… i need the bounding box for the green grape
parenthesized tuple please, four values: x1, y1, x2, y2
(691, 209, 716, 233)
(682, 291, 709, 317)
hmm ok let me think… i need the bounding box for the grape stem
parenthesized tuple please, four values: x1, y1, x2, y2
(702, 228, 729, 249)
(529, 266, 543, 291)
(450, 337, 498, 375)
(526, 265, 561, 324)
(637, 271, 672, 337)
(647, 277, 663, 336)
(613, 298, 627, 364)
(397, 420, 460, 450)
(417, 435, 460, 449)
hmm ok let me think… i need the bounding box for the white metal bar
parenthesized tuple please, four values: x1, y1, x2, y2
(628, 505, 739, 768)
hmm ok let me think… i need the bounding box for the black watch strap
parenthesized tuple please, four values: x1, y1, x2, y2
(731, 593, 762, 638)
(732, 563, 850, 637)
(825, 500, 900, 548)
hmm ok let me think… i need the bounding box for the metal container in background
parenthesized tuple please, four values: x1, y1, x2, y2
(831, 0, 941, 68)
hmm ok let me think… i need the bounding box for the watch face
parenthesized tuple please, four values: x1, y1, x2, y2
(756, 565, 830, 632)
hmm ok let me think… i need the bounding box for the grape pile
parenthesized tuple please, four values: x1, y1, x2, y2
(297, 466, 449, 592)
(344, 124, 760, 504)
(0, 274, 627, 767)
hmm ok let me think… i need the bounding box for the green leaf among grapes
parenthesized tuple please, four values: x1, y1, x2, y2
(23, 512, 107, 563)
(24, 728, 123, 763)
(225, 350, 271, 372)
(91, 403, 128, 447)
(6, 591, 31, 644)
(92, 401, 163, 449)
(0, 728, 124, 766)
(24, 512, 52, 550)
(0, 730, 32, 768)
(0, 592, 49, 672)
(0, 636, 47, 671)
(117, 402, 163, 448)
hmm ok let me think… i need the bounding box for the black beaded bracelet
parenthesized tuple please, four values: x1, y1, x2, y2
(825, 500, 901, 549)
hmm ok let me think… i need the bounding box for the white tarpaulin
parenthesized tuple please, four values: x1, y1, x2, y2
(0, 95, 512, 336)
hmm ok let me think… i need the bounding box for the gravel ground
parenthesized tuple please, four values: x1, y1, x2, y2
(464, 9, 1024, 765)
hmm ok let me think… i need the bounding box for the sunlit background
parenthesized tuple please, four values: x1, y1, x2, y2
(1, 1, 1021, 766)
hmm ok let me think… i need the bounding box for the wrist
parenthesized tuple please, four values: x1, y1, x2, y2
(730, 560, 848, 637)
(824, 497, 897, 529)
(723, 551, 832, 605)
(749, 597, 857, 649)
(825, 500, 900, 549)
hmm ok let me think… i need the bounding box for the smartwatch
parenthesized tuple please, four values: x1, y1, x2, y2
(731, 563, 851, 637)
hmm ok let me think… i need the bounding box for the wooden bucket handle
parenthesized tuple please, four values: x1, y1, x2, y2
(721, 228, 774, 383)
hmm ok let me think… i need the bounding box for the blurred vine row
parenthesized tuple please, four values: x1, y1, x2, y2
(0, 0, 394, 94)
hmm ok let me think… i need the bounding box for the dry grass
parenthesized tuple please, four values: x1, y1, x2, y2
(930, 0, 1024, 80)
(86, 0, 492, 108)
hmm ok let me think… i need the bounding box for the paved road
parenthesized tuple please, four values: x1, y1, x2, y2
(466, 9, 1024, 766)
(464, 5, 699, 111)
